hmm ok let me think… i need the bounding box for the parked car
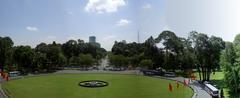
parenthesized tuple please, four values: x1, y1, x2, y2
(9, 71, 20, 77)
(142, 70, 158, 76)
(164, 72, 176, 77)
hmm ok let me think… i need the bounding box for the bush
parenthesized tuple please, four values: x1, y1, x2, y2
(139, 59, 153, 69)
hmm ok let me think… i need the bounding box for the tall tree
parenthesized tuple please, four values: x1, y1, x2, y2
(62, 40, 78, 60)
(13, 46, 34, 73)
(155, 31, 182, 70)
(0, 37, 14, 71)
(189, 31, 224, 81)
(221, 42, 240, 93)
(46, 41, 66, 70)
(139, 59, 153, 69)
(108, 54, 127, 67)
(79, 53, 94, 67)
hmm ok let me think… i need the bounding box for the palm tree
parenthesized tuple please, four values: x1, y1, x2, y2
(225, 65, 240, 93)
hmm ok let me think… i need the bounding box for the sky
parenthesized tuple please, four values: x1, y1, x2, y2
(1, 0, 240, 51)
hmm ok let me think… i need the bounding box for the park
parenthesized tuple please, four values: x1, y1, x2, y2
(2, 73, 193, 98)
(1, 0, 240, 98)
(1, 30, 239, 98)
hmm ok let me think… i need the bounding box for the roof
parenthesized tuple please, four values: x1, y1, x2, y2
(205, 84, 218, 91)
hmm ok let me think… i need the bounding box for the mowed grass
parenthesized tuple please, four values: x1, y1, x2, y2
(2, 73, 193, 98)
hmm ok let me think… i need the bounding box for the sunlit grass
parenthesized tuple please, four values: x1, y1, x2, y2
(3, 73, 193, 98)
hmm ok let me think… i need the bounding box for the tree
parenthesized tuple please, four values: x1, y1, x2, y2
(179, 37, 195, 70)
(220, 42, 240, 93)
(13, 46, 34, 73)
(79, 54, 94, 67)
(208, 36, 225, 70)
(189, 31, 224, 81)
(62, 40, 78, 60)
(108, 54, 127, 67)
(219, 35, 240, 93)
(139, 59, 153, 69)
(224, 65, 240, 93)
(46, 41, 66, 70)
(33, 51, 47, 71)
(62, 39, 107, 66)
(69, 56, 81, 66)
(34, 43, 48, 71)
(0, 36, 14, 71)
(155, 31, 183, 70)
(144, 37, 164, 69)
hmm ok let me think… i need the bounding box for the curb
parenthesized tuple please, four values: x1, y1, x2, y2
(189, 84, 197, 98)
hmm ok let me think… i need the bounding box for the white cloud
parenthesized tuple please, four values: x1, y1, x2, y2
(26, 26, 38, 32)
(116, 19, 130, 26)
(142, 3, 152, 10)
(84, 0, 126, 13)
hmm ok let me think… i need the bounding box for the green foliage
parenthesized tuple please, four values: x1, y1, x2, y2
(224, 66, 240, 93)
(0, 37, 14, 71)
(69, 56, 81, 66)
(62, 39, 107, 65)
(221, 41, 240, 93)
(0, 36, 106, 73)
(139, 59, 153, 69)
(189, 31, 225, 81)
(33, 52, 47, 71)
(108, 54, 127, 67)
(13, 45, 34, 72)
(79, 54, 94, 66)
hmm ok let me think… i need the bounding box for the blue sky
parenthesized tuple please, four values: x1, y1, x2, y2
(1, 0, 240, 50)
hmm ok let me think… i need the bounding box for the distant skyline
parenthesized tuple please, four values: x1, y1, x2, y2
(1, 0, 240, 50)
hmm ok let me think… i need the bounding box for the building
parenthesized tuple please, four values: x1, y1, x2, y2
(121, 40, 127, 44)
(89, 36, 96, 43)
(89, 36, 101, 48)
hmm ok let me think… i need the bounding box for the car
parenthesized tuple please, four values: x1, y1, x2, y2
(9, 71, 20, 77)
(142, 70, 158, 76)
(164, 72, 176, 77)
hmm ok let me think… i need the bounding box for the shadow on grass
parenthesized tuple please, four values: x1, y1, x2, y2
(210, 79, 225, 88)
(227, 92, 240, 98)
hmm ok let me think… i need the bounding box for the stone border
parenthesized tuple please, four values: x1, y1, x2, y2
(79, 80, 109, 88)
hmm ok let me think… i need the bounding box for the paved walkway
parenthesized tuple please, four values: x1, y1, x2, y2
(0, 78, 8, 98)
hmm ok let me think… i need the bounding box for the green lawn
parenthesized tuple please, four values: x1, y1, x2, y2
(2, 73, 193, 98)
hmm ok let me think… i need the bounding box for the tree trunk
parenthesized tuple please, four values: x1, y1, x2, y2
(197, 65, 202, 81)
(201, 66, 205, 81)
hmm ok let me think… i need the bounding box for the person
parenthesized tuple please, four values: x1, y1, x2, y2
(220, 88, 224, 98)
(169, 83, 173, 92)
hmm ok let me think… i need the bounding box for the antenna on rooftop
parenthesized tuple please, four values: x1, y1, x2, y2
(137, 30, 140, 43)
